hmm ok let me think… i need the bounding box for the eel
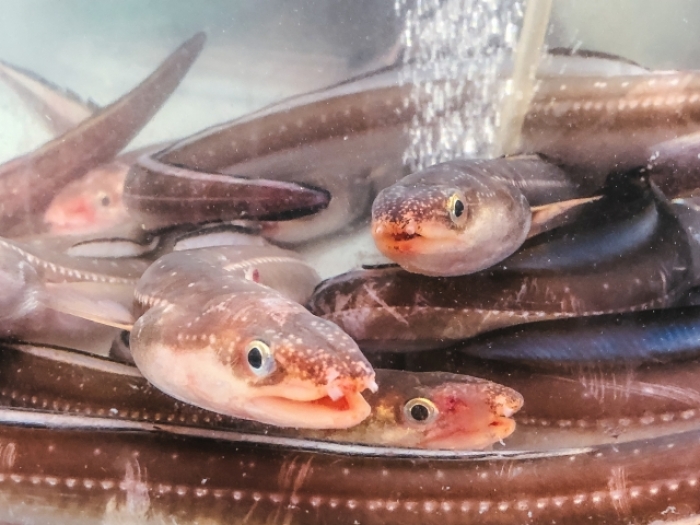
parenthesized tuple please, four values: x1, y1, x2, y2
(309, 178, 694, 351)
(128, 245, 377, 429)
(0, 342, 522, 450)
(0, 244, 124, 353)
(124, 153, 331, 230)
(0, 233, 378, 430)
(123, 52, 700, 245)
(0, 60, 137, 234)
(0, 52, 331, 235)
(450, 305, 700, 368)
(0, 33, 206, 235)
(371, 155, 581, 276)
(0, 418, 697, 523)
(366, 347, 700, 450)
(0, 58, 96, 136)
(0, 235, 147, 353)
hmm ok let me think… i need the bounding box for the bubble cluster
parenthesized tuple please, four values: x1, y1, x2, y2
(395, 0, 524, 169)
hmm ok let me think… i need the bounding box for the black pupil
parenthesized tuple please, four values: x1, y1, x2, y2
(410, 403, 430, 422)
(101, 195, 110, 207)
(453, 199, 465, 218)
(247, 347, 263, 369)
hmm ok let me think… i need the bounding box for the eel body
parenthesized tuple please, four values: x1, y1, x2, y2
(0, 419, 696, 524)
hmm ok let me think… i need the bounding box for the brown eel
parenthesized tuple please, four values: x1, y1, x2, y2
(0, 33, 207, 235)
(366, 348, 700, 450)
(0, 342, 522, 450)
(0, 415, 698, 523)
(309, 178, 693, 350)
(120, 57, 700, 243)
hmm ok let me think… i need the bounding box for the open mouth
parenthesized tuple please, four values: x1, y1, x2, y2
(372, 222, 422, 244)
(423, 416, 517, 450)
(249, 391, 371, 429)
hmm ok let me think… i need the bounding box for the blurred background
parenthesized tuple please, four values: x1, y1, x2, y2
(2, 0, 700, 159)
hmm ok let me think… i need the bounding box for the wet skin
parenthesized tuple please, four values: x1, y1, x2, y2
(0, 419, 697, 524)
(311, 178, 694, 351)
(0, 342, 523, 450)
(0, 33, 206, 235)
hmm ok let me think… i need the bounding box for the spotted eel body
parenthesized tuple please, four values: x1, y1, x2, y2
(0, 342, 523, 450)
(311, 178, 694, 351)
(131, 245, 378, 429)
(0, 418, 698, 524)
(371, 155, 580, 276)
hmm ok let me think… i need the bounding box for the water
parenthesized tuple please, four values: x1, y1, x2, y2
(3, 1, 700, 523)
(397, 0, 523, 169)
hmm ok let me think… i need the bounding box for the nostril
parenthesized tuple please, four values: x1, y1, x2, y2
(366, 378, 378, 393)
(372, 223, 385, 235)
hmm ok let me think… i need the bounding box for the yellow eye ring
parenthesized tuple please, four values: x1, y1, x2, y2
(403, 397, 439, 425)
(446, 192, 467, 224)
(245, 340, 275, 377)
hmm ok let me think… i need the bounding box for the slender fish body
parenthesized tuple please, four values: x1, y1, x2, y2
(0, 420, 698, 524)
(0, 33, 206, 235)
(134, 56, 700, 244)
(0, 343, 523, 450)
(311, 180, 693, 350)
(370, 347, 700, 449)
(123, 153, 332, 231)
(0, 58, 96, 136)
(452, 305, 700, 368)
(0, 235, 147, 352)
(0, 244, 121, 352)
(523, 71, 700, 177)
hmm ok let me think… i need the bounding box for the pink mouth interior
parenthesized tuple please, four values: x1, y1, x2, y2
(250, 390, 370, 429)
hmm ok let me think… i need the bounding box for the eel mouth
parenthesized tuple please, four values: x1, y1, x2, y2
(248, 390, 371, 429)
(372, 226, 423, 253)
(386, 232, 421, 242)
(422, 417, 517, 450)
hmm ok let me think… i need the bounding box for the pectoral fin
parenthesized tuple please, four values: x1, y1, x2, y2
(528, 195, 602, 238)
(43, 282, 135, 330)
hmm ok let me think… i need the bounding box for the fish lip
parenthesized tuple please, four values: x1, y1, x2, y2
(421, 416, 517, 450)
(373, 229, 422, 244)
(249, 391, 371, 429)
(389, 232, 421, 242)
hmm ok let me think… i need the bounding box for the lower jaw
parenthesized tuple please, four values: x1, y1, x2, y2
(248, 392, 371, 430)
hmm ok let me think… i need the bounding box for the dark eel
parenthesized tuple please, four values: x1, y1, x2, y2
(0, 342, 522, 450)
(309, 177, 694, 351)
(123, 153, 331, 230)
(450, 305, 700, 368)
(119, 54, 700, 243)
(367, 347, 700, 449)
(0, 34, 207, 235)
(0, 416, 698, 523)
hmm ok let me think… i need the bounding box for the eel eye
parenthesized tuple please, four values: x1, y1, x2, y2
(245, 340, 275, 377)
(98, 192, 111, 207)
(447, 192, 467, 225)
(404, 397, 438, 425)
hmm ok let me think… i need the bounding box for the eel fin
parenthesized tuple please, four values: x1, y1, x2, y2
(43, 282, 135, 330)
(529, 196, 602, 238)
